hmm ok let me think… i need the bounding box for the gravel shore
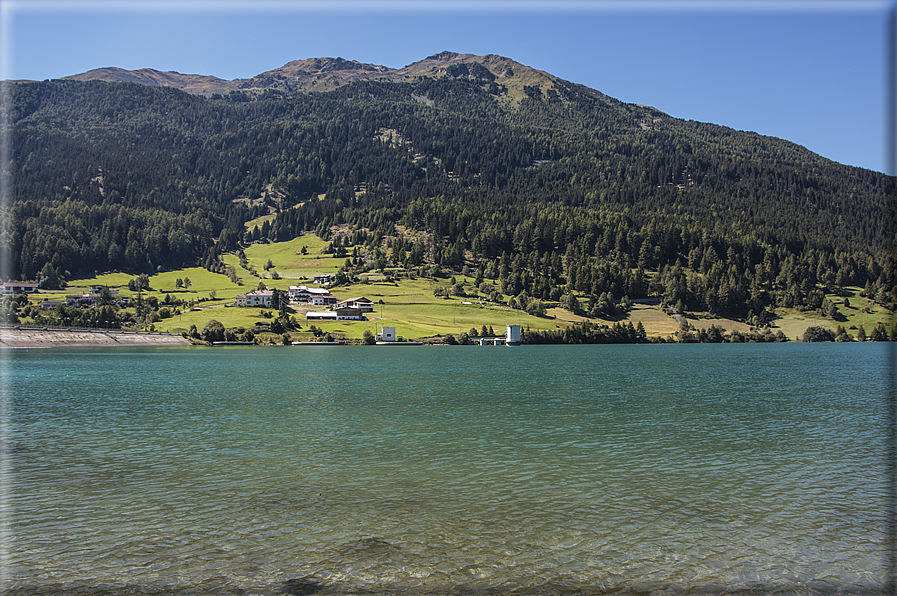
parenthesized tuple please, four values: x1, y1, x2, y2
(0, 327, 191, 348)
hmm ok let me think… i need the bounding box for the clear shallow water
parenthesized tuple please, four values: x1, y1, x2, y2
(3, 343, 893, 595)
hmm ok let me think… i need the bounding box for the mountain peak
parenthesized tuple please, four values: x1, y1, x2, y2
(278, 57, 392, 74)
(63, 67, 235, 95)
(425, 51, 463, 62)
(62, 52, 566, 102)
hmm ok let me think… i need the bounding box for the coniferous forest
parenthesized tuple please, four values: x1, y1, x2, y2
(4, 56, 895, 324)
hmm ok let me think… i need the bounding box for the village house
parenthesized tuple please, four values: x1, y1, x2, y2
(334, 307, 362, 320)
(289, 285, 336, 305)
(335, 297, 374, 312)
(2, 282, 38, 294)
(311, 294, 338, 306)
(288, 285, 311, 302)
(313, 274, 335, 285)
(235, 289, 274, 307)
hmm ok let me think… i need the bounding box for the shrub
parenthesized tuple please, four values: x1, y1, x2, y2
(201, 319, 225, 342)
(803, 326, 835, 342)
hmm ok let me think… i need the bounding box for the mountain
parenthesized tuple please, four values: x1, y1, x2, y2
(9, 52, 896, 317)
(63, 52, 571, 102)
(64, 66, 236, 95)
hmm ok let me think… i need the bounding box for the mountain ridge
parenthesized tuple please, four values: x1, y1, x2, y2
(61, 52, 575, 104)
(63, 66, 236, 95)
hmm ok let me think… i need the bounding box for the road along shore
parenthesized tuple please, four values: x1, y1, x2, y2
(0, 327, 191, 348)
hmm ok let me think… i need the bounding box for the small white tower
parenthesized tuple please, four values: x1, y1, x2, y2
(506, 324, 521, 346)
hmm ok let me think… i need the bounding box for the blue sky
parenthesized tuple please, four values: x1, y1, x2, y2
(1, 1, 893, 173)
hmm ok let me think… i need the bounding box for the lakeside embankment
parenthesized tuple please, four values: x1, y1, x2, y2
(0, 326, 191, 348)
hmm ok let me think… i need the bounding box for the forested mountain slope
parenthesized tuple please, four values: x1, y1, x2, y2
(5, 52, 894, 318)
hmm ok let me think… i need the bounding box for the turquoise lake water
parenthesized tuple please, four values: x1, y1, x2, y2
(3, 343, 894, 594)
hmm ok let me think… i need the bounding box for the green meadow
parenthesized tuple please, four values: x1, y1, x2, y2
(831, 288, 894, 328)
(40, 235, 891, 342)
(244, 236, 346, 281)
(54, 241, 562, 339)
(309, 277, 559, 340)
(68, 267, 245, 303)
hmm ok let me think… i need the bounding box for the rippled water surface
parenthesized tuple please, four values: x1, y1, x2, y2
(4, 343, 893, 594)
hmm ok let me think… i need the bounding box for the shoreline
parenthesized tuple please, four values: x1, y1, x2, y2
(0, 326, 191, 349)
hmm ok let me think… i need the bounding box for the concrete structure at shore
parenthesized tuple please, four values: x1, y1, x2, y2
(470, 325, 521, 346)
(0, 327, 191, 348)
(375, 327, 423, 345)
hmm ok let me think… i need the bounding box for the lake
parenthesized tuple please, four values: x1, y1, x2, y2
(3, 343, 894, 594)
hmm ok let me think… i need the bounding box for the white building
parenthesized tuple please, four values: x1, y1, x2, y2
(235, 290, 274, 307)
(289, 285, 311, 302)
(311, 294, 337, 306)
(376, 327, 396, 342)
(289, 285, 334, 304)
(469, 325, 521, 346)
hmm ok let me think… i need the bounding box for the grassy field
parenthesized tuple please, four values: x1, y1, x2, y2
(160, 305, 280, 336)
(40, 238, 894, 342)
(52, 265, 561, 340)
(625, 305, 683, 337)
(765, 287, 895, 341)
(829, 287, 895, 333)
(243, 236, 346, 281)
(244, 213, 277, 233)
(67, 267, 247, 305)
(771, 312, 836, 341)
(297, 277, 560, 340)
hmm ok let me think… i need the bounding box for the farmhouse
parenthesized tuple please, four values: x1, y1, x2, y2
(335, 297, 374, 312)
(289, 285, 311, 302)
(289, 285, 336, 304)
(310, 293, 338, 306)
(235, 289, 274, 307)
(334, 307, 362, 320)
(313, 274, 335, 285)
(2, 282, 38, 294)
